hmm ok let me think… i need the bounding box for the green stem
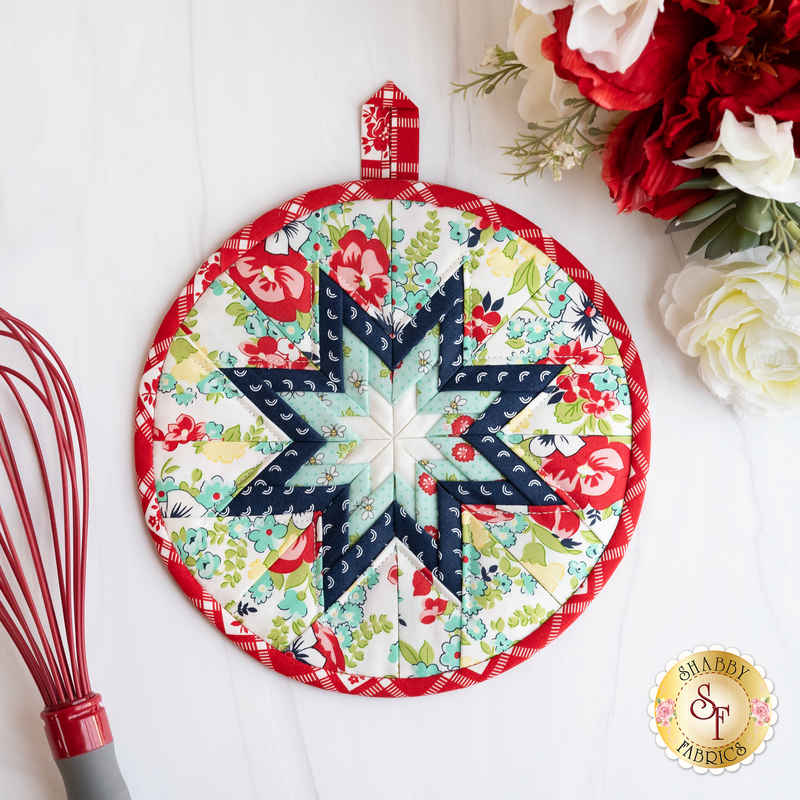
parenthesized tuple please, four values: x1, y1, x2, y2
(451, 55, 528, 99)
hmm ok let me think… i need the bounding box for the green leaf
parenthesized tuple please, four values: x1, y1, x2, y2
(169, 337, 197, 364)
(398, 641, 420, 665)
(419, 641, 434, 666)
(191, 468, 202, 483)
(225, 302, 250, 326)
(677, 190, 739, 223)
(736, 194, 774, 233)
(506, 337, 526, 349)
(674, 174, 716, 191)
(532, 522, 580, 555)
(271, 572, 284, 591)
(688, 207, 737, 255)
(283, 563, 309, 591)
(705, 219, 759, 259)
(377, 216, 392, 252)
(597, 418, 612, 436)
(480, 640, 493, 655)
(509, 258, 534, 295)
(296, 310, 312, 330)
(553, 401, 584, 424)
(222, 425, 241, 442)
(602, 338, 619, 357)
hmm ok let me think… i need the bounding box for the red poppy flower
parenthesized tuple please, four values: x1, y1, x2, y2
(528, 506, 581, 540)
(412, 568, 433, 597)
(418, 472, 437, 496)
(539, 438, 631, 510)
(553, 370, 596, 404)
(544, 340, 605, 367)
(311, 622, 346, 672)
(583, 391, 619, 418)
(239, 336, 309, 369)
(465, 304, 502, 343)
(450, 414, 475, 436)
(159, 414, 206, 451)
(329, 230, 391, 310)
(419, 597, 449, 625)
(268, 528, 315, 574)
(466, 505, 515, 524)
(452, 442, 475, 463)
(231, 249, 313, 322)
(423, 525, 439, 540)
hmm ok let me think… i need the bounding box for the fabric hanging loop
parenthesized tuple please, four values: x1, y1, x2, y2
(360, 81, 419, 180)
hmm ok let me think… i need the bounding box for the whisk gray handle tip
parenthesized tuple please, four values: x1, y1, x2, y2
(55, 742, 131, 800)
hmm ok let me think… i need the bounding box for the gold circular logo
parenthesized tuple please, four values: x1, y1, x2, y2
(650, 646, 776, 773)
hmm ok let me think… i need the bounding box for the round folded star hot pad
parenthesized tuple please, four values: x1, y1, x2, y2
(135, 83, 650, 696)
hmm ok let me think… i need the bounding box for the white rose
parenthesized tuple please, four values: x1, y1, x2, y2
(660, 247, 800, 416)
(521, 0, 663, 74)
(676, 109, 800, 203)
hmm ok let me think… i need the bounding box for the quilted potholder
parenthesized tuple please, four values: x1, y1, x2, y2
(135, 83, 650, 696)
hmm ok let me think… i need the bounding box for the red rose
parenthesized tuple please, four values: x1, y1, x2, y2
(311, 622, 346, 671)
(539, 438, 631, 510)
(450, 414, 474, 436)
(465, 304, 501, 343)
(239, 336, 309, 369)
(158, 414, 206, 451)
(387, 563, 399, 586)
(423, 524, 439, 540)
(419, 597, 449, 625)
(412, 568, 433, 597)
(329, 230, 390, 310)
(231, 249, 312, 322)
(672, 0, 800, 151)
(452, 442, 475, 463)
(542, 4, 710, 112)
(593, 0, 800, 216)
(600, 94, 713, 218)
(418, 472, 437, 496)
(268, 528, 315, 574)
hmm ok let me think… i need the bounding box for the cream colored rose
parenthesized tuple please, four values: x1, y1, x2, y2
(660, 248, 800, 416)
(508, 1, 624, 154)
(676, 109, 800, 203)
(521, 0, 663, 74)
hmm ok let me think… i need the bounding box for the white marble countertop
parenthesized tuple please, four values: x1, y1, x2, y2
(0, 1, 797, 798)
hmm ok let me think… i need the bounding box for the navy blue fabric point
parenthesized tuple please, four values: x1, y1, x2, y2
(220, 369, 325, 442)
(461, 434, 563, 505)
(393, 501, 439, 576)
(436, 487, 464, 599)
(392, 269, 462, 370)
(319, 272, 345, 389)
(322, 504, 395, 611)
(437, 305, 463, 389)
(222, 484, 340, 517)
(439, 364, 564, 393)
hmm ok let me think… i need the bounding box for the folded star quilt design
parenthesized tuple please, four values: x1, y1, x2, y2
(141, 189, 648, 695)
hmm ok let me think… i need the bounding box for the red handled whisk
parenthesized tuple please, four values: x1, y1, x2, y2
(0, 307, 130, 800)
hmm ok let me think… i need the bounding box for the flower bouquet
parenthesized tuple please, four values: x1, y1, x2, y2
(456, 0, 800, 415)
